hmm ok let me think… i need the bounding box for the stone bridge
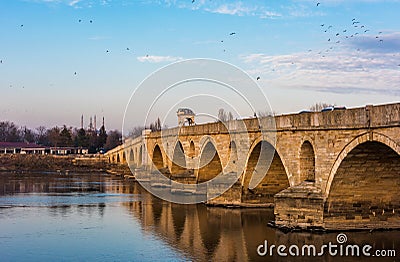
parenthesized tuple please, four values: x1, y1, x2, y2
(105, 103, 400, 230)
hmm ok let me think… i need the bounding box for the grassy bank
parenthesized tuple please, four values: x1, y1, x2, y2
(0, 154, 109, 173)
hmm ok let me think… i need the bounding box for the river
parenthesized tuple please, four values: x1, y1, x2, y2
(0, 172, 398, 261)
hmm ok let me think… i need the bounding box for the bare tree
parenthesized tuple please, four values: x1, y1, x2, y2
(309, 102, 332, 112)
(217, 108, 234, 122)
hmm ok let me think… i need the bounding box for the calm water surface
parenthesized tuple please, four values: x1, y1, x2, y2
(0, 172, 398, 261)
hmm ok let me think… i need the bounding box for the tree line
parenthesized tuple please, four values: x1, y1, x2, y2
(0, 121, 122, 153)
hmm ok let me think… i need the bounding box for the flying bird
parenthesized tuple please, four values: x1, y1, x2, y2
(364, 30, 370, 33)
(320, 24, 324, 27)
(78, 19, 82, 22)
(90, 20, 93, 23)
(229, 32, 236, 36)
(74, 72, 77, 75)
(343, 30, 347, 32)
(328, 38, 331, 41)
(192, 0, 195, 3)
(328, 25, 332, 29)
(316, 2, 320, 6)
(336, 33, 339, 36)
(20, 24, 24, 27)
(106, 50, 109, 53)
(256, 76, 261, 81)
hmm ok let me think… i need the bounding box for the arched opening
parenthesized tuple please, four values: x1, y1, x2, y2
(152, 145, 164, 171)
(171, 141, 187, 174)
(197, 142, 222, 183)
(324, 141, 400, 229)
(300, 141, 315, 182)
(123, 152, 126, 163)
(117, 154, 120, 163)
(242, 141, 289, 204)
(138, 146, 142, 166)
(129, 149, 134, 163)
(188, 141, 195, 158)
(108, 157, 111, 163)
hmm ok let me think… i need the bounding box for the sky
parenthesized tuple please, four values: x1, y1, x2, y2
(1, 0, 399, 132)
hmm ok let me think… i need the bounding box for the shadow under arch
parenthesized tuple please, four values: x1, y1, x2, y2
(325, 132, 400, 197)
(324, 138, 400, 229)
(151, 144, 164, 172)
(138, 145, 142, 166)
(171, 141, 187, 175)
(129, 148, 134, 163)
(196, 140, 223, 183)
(241, 140, 289, 204)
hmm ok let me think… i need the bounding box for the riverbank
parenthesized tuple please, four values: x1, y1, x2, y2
(0, 154, 110, 173)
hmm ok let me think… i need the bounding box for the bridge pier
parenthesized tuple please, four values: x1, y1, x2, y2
(274, 181, 325, 230)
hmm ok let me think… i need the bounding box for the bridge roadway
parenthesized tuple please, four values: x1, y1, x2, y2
(106, 103, 400, 230)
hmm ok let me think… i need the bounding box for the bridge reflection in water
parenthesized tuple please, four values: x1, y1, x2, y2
(1, 172, 398, 261)
(113, 180, 399, 261)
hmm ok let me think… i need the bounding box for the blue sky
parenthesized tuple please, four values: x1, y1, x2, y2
(1, 0, 399, 131)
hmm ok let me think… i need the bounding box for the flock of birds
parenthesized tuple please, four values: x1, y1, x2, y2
(2, 1, 399, 86)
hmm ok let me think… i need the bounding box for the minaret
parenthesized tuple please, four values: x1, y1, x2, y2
(94, 115, 97, 131)
(81, 115, 84, 129)
(89, 117, 93, 131)
(102, 116, 105, 128)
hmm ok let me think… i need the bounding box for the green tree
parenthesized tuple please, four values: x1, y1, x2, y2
(98, 125, 107, 149)
(59, 125, 73, 147)
(75, 128, 89, 147)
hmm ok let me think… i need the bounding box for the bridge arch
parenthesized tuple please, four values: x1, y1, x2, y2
(325, 132, 400, 196)
(171, 141, 187, 174)
(129, 148, 134, 163)
(299, 140, 315, 183)
(241, 138, 290, 204)
(117, 154, 120, 163)
(324, 133, 400, 228)
(138, 145, 142, 166)
(151, 144, 164, 171)
(197, 139, 223, 183)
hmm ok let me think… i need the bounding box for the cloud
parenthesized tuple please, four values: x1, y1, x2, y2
(348, 32, 400, 53)
(205, 2, 282, 18)
(241, 47, 400, 96)
(68, 0, 81, 6)
(137, 55, 183, 63)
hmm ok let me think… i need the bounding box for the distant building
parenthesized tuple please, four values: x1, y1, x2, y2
(177, 108, 195, 126)
(0, 142, 88, 155)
